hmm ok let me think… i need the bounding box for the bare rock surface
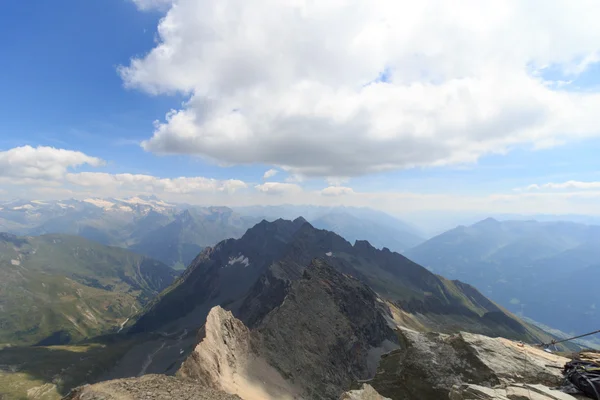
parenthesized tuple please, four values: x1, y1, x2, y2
(178, 306, 298, 400)
(62, 374, 240, 400)
(178, 260, 399, 400)
(367, 328, 574, 400)
(339, 384, 391, 400)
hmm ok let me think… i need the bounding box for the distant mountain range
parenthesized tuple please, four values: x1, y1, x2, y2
(0, 233, 177, 345)
(0, 198, 424, 269)
(404, 218, 600, 335)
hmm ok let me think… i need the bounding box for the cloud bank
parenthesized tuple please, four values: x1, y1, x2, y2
(124, 0, 600, 177)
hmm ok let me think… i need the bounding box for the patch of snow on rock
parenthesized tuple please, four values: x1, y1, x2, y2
(326, 251, 333, 256)
(227, 254, 250, 267)
(83, 198, 115, 209)
(13, 204, 34, 210)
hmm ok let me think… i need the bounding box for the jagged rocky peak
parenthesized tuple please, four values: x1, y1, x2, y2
(179, 259, 400, 399)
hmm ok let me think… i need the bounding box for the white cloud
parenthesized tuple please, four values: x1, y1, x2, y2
(254, 182, 302, 195)
(0, 146, 104, 180)
(263, 168, 278, 180)
(522, 180, 600, 191)
(65, 172, 247, 194)
(321, 186, 355, 197)
(124, 0, 600, 177)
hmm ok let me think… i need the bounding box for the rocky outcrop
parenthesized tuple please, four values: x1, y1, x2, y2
(63, 374, 241, 400)
(178, 306, 298, 400)
(253, 259, 399, 399)
(449, 383, 588, 400)
(340, 384, 391, 400)
(366, 328, 579, 400)
(178, 260, 399, 400)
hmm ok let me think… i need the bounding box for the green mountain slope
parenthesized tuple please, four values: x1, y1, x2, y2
(0, 233, 177, 345)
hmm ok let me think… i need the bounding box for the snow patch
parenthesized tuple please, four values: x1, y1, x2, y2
(325, 252, 333, 257)
(83, 198, 115, 209)
(227, 254, 250, 267)
(13, 204, 34, 210)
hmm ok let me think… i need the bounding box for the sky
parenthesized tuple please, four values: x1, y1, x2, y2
(3, 0, 600, 217)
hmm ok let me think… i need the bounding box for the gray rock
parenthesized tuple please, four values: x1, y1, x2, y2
(367, 328, 570, 400)
(339, 384, 391, 400)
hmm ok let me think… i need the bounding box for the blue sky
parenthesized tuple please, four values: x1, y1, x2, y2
(2, 0, 600, 216)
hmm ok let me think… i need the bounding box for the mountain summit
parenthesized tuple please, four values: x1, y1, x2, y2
(114, 218, 553, 384)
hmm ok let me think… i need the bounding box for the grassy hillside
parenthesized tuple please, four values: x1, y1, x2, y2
(0, 233, 177, 345)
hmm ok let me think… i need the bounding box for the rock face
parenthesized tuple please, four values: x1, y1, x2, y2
(178, 307, 298, 400)
(449, 383, 588, 400)
(367, 328, 579, 400)
(340, 384, 392, 400)
(178, 260, 400, 400)
(252, 259, 399, 399)
(63, 374, 241, 400)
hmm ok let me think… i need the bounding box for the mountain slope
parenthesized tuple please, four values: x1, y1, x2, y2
(128, 218, 547, 344)
(178, 259, 399, 399)
(404, 218, 600, 333)
(0, 233, 177, 345)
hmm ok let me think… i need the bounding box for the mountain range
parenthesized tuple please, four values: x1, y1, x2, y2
(404, 217, 600, 337)
(0, 198, 424, 269)
(0, 217, 569, 399)
(110, 218, 551, 384)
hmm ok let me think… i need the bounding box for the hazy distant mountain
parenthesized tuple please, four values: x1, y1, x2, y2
(130, 207, 260, 269)
(311, 211, 423, 251)
(0, 197, 261, 270)
(0, 233, 176, 345)
(404, 218, 600, 334)
(235, 204, 424, 252)
(0, 196, 182, 245)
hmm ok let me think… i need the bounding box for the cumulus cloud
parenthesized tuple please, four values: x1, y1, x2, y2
(522, 180, 600, 191)
(254, 182, 302, 195)
(263, 168, 278, 180)
(0, 146, 104, 180)
(321, 186, 355, 197)
(65, 172, 247, 194)
(124, 0, 600, 177)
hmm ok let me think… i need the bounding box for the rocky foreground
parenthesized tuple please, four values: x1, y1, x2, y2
(62, 259, 597, 400)
(63, 310, 595, 400)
